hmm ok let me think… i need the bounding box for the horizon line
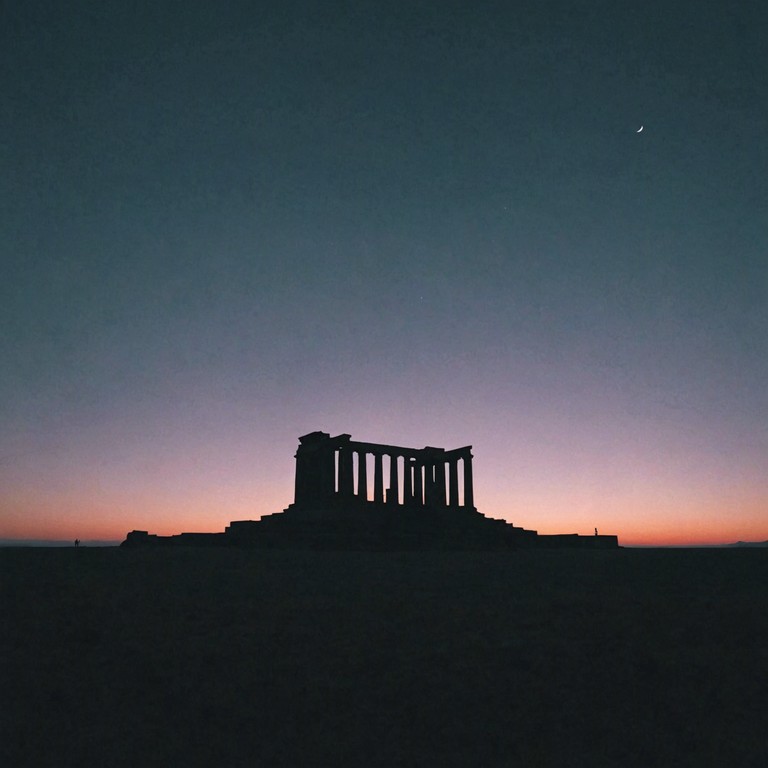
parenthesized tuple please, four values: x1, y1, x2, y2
(2, 538, 767, 549)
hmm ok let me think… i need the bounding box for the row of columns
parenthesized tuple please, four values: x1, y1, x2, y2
(336, 448, 473, 509)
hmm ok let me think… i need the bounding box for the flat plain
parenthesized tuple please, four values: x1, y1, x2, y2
(2, 546, 767, 767)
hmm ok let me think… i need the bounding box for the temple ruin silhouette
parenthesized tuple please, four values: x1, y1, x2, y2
(122, 431, 619, 549)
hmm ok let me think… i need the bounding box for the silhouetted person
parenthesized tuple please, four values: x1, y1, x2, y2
(594, 528, 598, 537)
(74, 538, 80, 547)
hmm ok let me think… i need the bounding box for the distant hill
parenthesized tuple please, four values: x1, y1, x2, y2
(728, 541, 768, 548)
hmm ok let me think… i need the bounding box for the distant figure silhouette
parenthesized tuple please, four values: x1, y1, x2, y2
(594, 528, 598, 537)
(74, 538, 80, 547)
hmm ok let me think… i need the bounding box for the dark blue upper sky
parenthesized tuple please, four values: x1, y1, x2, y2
(2, 0, 766, 543)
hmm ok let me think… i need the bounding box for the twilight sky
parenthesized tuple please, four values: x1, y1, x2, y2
(2, 0, 766, 545)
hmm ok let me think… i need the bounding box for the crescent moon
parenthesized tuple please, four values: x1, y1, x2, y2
(636, 126, 644, 132)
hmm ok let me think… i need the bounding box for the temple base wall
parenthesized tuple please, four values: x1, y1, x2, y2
(123, 514, 619, 551)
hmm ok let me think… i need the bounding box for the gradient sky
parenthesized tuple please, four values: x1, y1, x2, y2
(2, 0, 766, 545)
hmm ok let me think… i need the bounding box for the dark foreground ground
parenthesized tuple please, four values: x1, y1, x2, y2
(2, 547, 767, 767)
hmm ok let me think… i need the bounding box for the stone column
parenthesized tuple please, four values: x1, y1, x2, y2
(414, 461, 423, 505)
(322, 444, 336, 499)
(463, 452, 474, 508)
(448, 458, 459, 507)
(388, 453, 399, 505)
(295, 446, 324, 505)
(357, 450, 368, 500)
(403, 458, 413, 503)
(434, 460, 446, 507)
(294, 449, 306, 503)
(374, 452, 384, 503)
(339, 446, 354, 497)
(424, 463, 434, 506)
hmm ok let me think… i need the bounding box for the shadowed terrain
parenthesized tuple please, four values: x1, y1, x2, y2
(2, 548, 767, 766)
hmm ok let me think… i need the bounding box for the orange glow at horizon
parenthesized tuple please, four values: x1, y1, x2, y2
(2, 481, 766, 546)
(2, 424, 766, 546)
(0, 483, 291, 542)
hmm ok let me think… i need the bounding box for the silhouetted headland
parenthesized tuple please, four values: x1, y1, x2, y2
(122, 431, 619, 550)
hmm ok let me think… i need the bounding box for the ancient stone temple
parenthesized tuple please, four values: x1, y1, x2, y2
(291, 431, 476, 512)
(122, 431, 620, 550)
